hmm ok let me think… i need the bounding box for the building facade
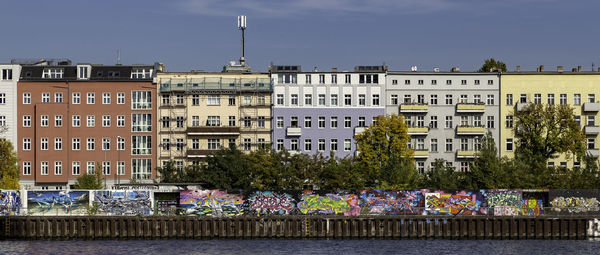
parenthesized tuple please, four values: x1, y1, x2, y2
(271, 65, 386, 158)
(500, 70, 600, 168)
(386, 71, 500, 172)
(0, 64, 21, 148)
(156, 72, 272, 170)
(17, 61, 160, 189)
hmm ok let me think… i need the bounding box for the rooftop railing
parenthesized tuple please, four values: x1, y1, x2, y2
(159, 77, 273, 92)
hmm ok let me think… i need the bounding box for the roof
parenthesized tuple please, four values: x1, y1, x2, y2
(19, 64, 155, 81)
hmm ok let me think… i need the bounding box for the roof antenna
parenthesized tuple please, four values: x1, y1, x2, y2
(117, 50, 121, 65)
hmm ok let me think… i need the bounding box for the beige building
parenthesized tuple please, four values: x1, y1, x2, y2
(156, 72, 272, 170)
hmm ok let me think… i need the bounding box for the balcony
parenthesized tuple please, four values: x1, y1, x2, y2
(354, 127, 366, 136)
(456, 126, 486, 135)
(587, 149, 600, 158)
(399, 103, 428, 114)
(456, 150, 477, 159)
(583, 102, 600, 112)
(516, 103, 531, 111)
(585, 125, 600, 135)
(407, 127, 429, 136)
(286, 127, 302, 136)
(456, 103, 485, 113)
(413, 150, 429, 159)
(187, 126, 241, 136)
(187, 149, 219, 158)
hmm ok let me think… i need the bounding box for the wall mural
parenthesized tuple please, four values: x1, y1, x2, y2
(180, 190, 245, 217)
(0, 191, 21, 215)
(94, 191, 151, 215)
(423, 190, 479, 215)
(481, 190, 523, 216)
(245, 191, 296, 215)
(154, 192, 179, 216)
(297, 192, 360, 216)
(359, 190, 423, 215)
(27, 191, 89, 215)
(549, 190, 600, 214)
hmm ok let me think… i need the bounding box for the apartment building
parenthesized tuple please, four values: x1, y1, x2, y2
(17, 60, 161, 189)
(270, 65, 386, 158)
(0, 63, 21, 147)
(501, 67, 600, 168)
(156, 72, 272, 170)
(386, 71, 500, 172)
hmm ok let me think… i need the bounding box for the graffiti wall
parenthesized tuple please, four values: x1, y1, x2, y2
(297, 191, 360, 216)
(423, 190, 480, 215)
(549, 190, 600, 215)
(245, 191, 296, 215)
(521, 191, 547, 216)
(94, 191, 151, 215)
(359, 190, 423, 215)
(180, 190, 245, 217)
(0, 190, 21, 215)
(154, 192, 179, 216)
(27, 190, 89, 215)
(480, 190, 522, 216)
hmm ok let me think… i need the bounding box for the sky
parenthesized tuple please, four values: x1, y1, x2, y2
(0, 0, 598, 72)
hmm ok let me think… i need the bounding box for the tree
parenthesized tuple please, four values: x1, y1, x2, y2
(0, 139, 19, 189)
(157, 160, 183, 183)
(355, 114, 415, 187)
(201, 146, 252, 190)
(477, 58, 507, 72)
(467, 132, 503, 189)
(513, 103, 586, 168)
(421, 159, 464, 190)
(74, 163, 104, 189)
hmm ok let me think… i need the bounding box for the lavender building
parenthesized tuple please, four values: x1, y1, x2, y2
(270, 65, 386, 158)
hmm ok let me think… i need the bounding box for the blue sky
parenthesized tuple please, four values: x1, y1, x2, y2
(0, 0, 598, 72)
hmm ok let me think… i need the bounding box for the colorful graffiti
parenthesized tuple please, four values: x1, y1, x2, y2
(297, 192, 360, 216)
(154, 192, 179, 216)
(180, 190, 245, 217)
(94, 191, 151, 215)
(521, 193, 545, 216)
(27, 191, 89, 215)
(359, 190, 423, 215)
(481, 190, 522, 216)
(0, 191, 21, 215)
(550, 197, 600, 213)
(245, 191, 296, 215)
(424, 192, 478, 215)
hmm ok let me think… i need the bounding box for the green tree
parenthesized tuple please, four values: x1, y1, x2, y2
(157, 160, 183, 183)
(467, 132, 503, 189)
(74, 163, 104, 189)
(0, 139, 19, 189)
(355, 114, 415, 187)
(421, 159, 464, 190)
(201, 147, 252, 189)
(477, 58, 507, 72)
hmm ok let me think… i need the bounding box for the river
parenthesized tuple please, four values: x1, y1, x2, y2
(1, 239, 599, 255)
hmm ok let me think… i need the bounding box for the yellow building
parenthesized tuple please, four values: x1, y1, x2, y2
(156, 72, 272, 169)
(501, 70, 600, 167)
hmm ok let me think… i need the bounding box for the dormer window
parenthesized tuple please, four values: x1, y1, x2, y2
(131, 68, 152, 79)
(77, 65, 90, 80)
(42, 68, 63, 79)
(97, 71, 103, 77)
(108, 71, 120, 77)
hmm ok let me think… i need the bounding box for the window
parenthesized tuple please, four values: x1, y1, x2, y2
(117, 162, 125, 176)
(102, 115, 111, 127)
(445, 139, 453, 152)
(304, 116, 312, 128)
(118, 137, 125, 151)
(87, 115, 95, 127)
(588, 138, 596, 149)
(487, 95, 495, 105)
(208, 139, 221, 150)
(228, 95, 236, 106)
(41, 162, 49, 175)
(588, 94, 596, 103)
(474, 80, 480, 85)
(258, 138, 266, 149)
(319, 74, 325, 84)
(176, 116, 184, 128)
(574, 94, 581, 105)
(318, 139, 325, 152)
(430, 139, 438, 152)
(519, 94, 527, 103)
(331, 117, 338, 128)
(430, 95, 438, 105)
(344, 117, 351, 128)
(547, 94, 555, 105)
(506, 138, 513, 151)
(345, 74, 351, 84)
(132, 136, 152, 155)
(474, 116, 481, 127)
(87, 162, 95, 174)
(131, 68, 152, 79)
(243, 116, 251, 127)
(318, 116, 326, 128)
(204, 94, 219, 105)
(304, 94, 312, 105)
(431, 80, 437, 85)
(276, 117, 283, 128)
(445, 94, 453, 105)
(506, 116, 514, 128)
(506, 94, 513, 105)
(290, 139, 298, 151)
(445, 116, 453, 128)
(446, 80, 452, 85)
(54, 137, 62, 150)
(244, 95, 252, 106)
(460, 94, 468, 103)
(23, 93, 31, 104)
(276, 94, 284, 105)
(23, 115, 31, 127)
(102, 161, 110, 176)
(102, 138, 110, 151)
(43, 68, 63, 78)
(473, 95, 481, 104)
(429, 116, 438, 129)
(53, 115, 62, 127)
(23, 162, 31, 175)
(331, 74, 337, 84)
(575, 116, 581, 126)
(317, 94, 326, 106)
(23, 138, 31, 151)
(41, 93, 50, 103)
(192, 138, 200, 150)
(162, 139, 170, 151)
(588, 115, 595, 126)
(461, 80, 467, 85)
(72, 115, 80, 127)
(290, 116, 299, 127)
(460, 138, 468, 151)
(41, 138, 48, 150)
(391, 95, 398, 105)
(87, 92, 95, 104)
(392, 80, 398, 85)
(344, 94, 352, 106)
(117, 115, 125, 127)
(487, 116, 495, 128)
(116, 92, 125, 104)
(176, 138, 184, 151)
(404, 95, 411, 103)
(0, 116, 7, 127)
(560, 94, 567, 105)
(461, 116, 469, 126)
(229, 116, 236, 127)
(53, 92, 64, 103)
(102, 92, 111, 104)
(1, 69, 12, 80)
(372, 94, 380, 106)
(331, 139, 338, 151)
(291, 94, 298, 105)
(358, 117, 366, 127)
(207, 116, 221, 127)
(305, 74, 312, 84)
(241, 138, 251, 151)
(131, 91, 152, 109)
(258, 95, 266, 105)
(331, 94, 338, 106)
(39, 115, 48, 127)
(418, 80, 424, 85)
(162, 94, 170, 105)
(405, 79, 411, 85)
(87, 138, 95, 150)
(358, 94, 366, 106)
(276, 139, 284, 151)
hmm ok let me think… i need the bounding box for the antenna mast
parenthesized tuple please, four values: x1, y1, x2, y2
(237, 15, 247, 65)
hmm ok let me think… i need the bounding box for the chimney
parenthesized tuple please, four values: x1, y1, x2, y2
(516, 66, 521, 72)
(539, 65, 544, 72)
(557, 66, 563, 72)
(331, 67, 338, 72)
(313, 67, 318, 72)
(578, 66, 582, 72)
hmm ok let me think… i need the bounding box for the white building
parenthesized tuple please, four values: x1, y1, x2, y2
(0, 64, 21, 149)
